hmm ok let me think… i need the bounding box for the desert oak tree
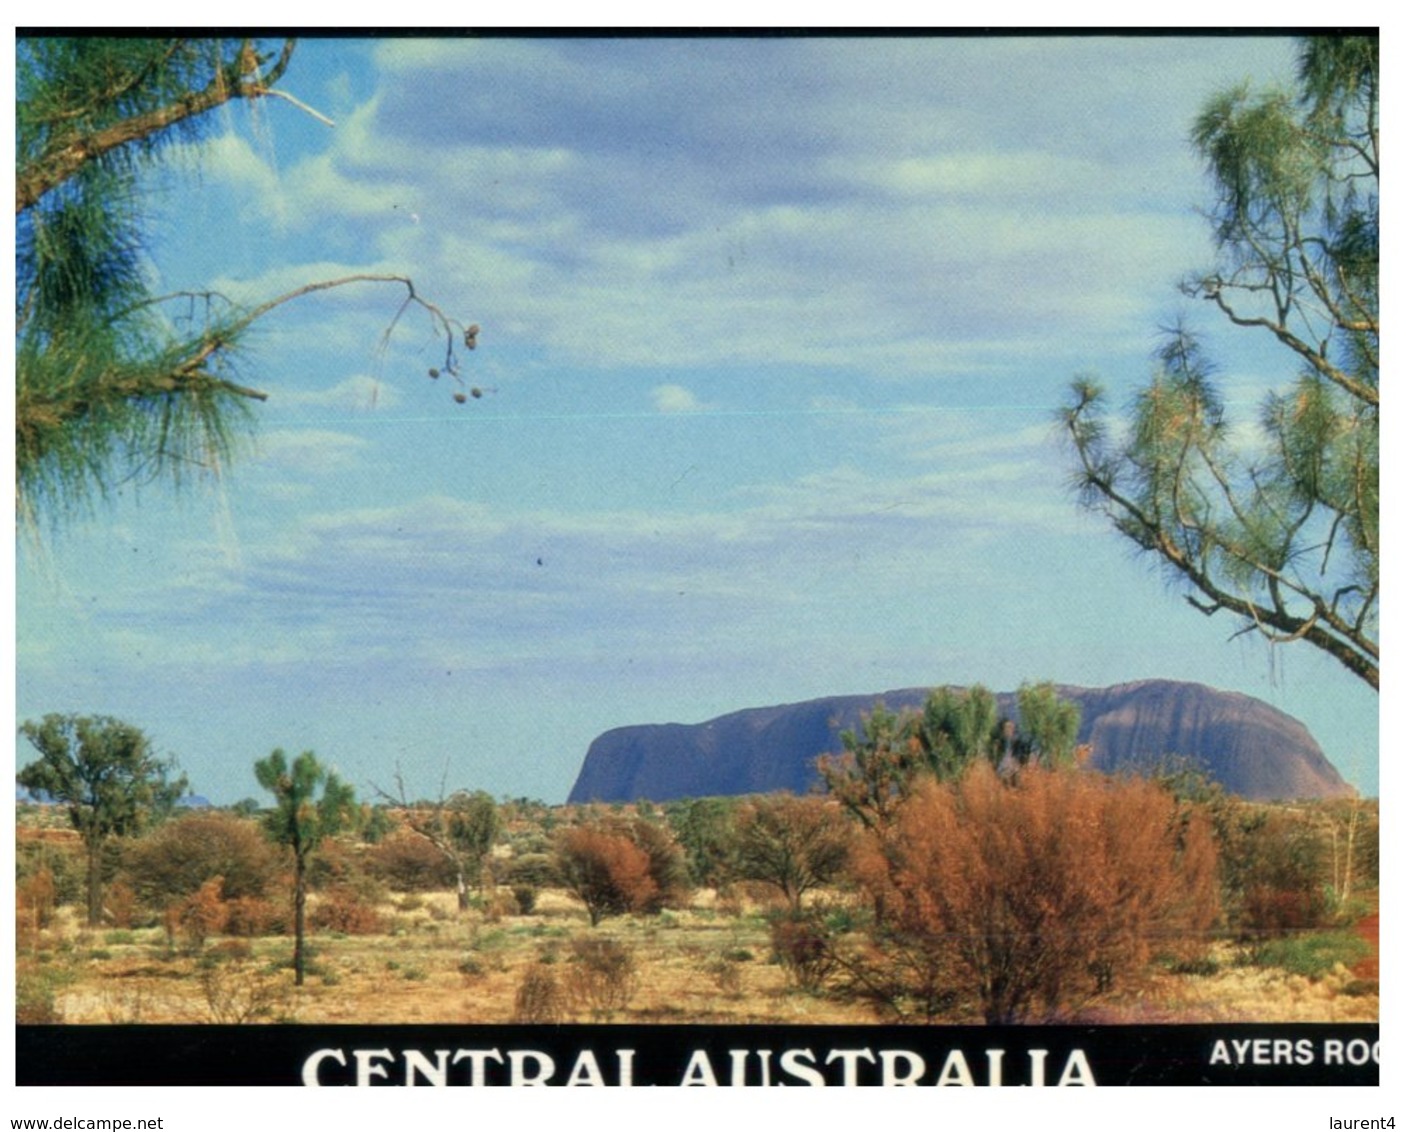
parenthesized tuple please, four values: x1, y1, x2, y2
(16, 36, 480, 529)
(254, 748, 355, 985)
(1061, 37, 1378, 690)
(17, 713, 187, 926)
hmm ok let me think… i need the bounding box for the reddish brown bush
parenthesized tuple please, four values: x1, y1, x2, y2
(366, 829, 458, 892)
(18, 866, 57, 932)
(553, 826, 658, 926)
(309, 889, 386, 935)
(769, 912, 839, 990)
(860, 764, 1219, 1023)
(564, 936, 640, 1017)
(104, 879, 138, 929)
(176, 876, 230, 948)
(223, 896, 290, 937)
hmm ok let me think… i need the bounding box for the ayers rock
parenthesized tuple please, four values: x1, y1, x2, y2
(567, 679, 1355, 804)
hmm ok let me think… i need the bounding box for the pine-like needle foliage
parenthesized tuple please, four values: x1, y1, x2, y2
(1061, 37, 1378, 690)
(16, 36, 481, 531)
(16, 38, 298, 527)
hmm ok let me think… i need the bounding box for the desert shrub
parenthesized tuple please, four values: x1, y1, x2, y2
(223, 896, 289, 937)
(1223, 808, 1331, 937)
(768, 912, 838, 991)
(506, 852, 557, 888)
(366, 829, 458, 892)
(513, 962, 567, 1023)
(309, 889, 386, 935)
(124, 812, 280, 906)
(173, 876, 229, 949)
(104, 879, 139, 928)
(512, 885, 538, 915)
(626, 817, 691, 909)
(16, 839, 85, 908)
(732, 794, 852, 912)
(564, 936, 639, 1017)
(714, 886, 745, 919)
(706, 956, 745, 998)
(858, 764, 1220, 1024)
(1247, 930, 1371, 980)
(198, 958, 290, 1023)
(18, 865, 58, 932)
(553, 826, 659, 926)
(16, 961, 66, 1023)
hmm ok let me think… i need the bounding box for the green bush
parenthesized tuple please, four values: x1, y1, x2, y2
(1249, 931, 1370, 980)
(124, 812, 280, 905)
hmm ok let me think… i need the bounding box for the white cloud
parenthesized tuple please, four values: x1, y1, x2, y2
(255, 429, 372, 475)
(181, 37, 1287, 380)
(651, 384, 711, 414)
(276, 374, 403, 411)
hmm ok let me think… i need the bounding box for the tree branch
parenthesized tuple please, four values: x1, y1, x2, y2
(16, 38, 297, 213)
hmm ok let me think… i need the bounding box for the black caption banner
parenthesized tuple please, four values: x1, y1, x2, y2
(16, 1023, 1379, 1086)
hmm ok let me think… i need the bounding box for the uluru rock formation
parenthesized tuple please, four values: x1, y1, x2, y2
(568, 679, 1354, 803)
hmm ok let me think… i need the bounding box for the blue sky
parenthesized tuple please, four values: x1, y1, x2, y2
(14, 34, 1380, 804)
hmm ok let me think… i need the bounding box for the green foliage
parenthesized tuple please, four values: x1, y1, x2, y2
(16, 961, 72, 1023)
(666, 797, 740, 887)
(1062, 36, 1378, 690)
(358, 803, 395, 844)
(15, 36, 478, 529)
(820, 683, 1083, 828)
(1216, 803, 1332, 938)
(1248, 930, 1370, 980)
(17, 713, 187, 925)
(1013, 681, 1082, 768)
(917, 685, 1004, 778)
(254, 748, 355, 984)
(123, 810, 280, 907)
(731, 794, 852, 912)
(15, 38, 289, 525)
(16, 839, 86, 909)
(444, 791, 501, 878)
(255, 749, 355, 863)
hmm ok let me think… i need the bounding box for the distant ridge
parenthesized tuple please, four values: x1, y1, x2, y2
(568, 679, 1354, 803)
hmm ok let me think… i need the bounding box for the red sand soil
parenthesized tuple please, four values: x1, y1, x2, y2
(1352, 912, 1379, 980)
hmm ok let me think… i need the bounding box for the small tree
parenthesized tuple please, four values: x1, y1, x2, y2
(731, 794, 852, 912)
(667, 797, 740, 888)
(818, 703, 922, 833)
(1012, 681, 1082, 769)
(915, 685, 1005, 779)
(253, 748, 355, 985)
(378, 770, 501, 909)
(821, 683, 1083, 828)
(17, 714, 186, 925)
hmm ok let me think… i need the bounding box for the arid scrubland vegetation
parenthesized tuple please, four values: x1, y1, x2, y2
(16, 700, 1379, 1028)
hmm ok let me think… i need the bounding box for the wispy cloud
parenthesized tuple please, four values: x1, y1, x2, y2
(651, 384, 712, 414)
